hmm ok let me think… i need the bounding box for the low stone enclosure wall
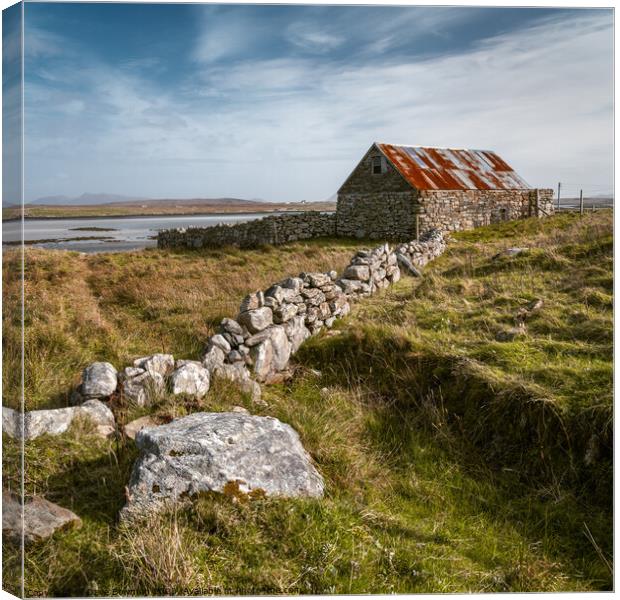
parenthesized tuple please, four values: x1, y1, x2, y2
(3, 230, 447, 521)
(157, 211, 336, 249)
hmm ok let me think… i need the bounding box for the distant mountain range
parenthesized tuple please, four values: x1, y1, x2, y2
(30, 193, 150, 205)
(27, 193, 268, 206)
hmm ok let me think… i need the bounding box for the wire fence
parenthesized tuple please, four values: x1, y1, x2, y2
(553, 182, 613, 213)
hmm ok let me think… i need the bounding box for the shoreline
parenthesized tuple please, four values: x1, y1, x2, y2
(2, 207, 335, 223)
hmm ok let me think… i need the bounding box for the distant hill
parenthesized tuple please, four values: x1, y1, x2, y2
(31, 193, 151, 206)
(107, 197, 263, 207)
(28, 193, 271, 207)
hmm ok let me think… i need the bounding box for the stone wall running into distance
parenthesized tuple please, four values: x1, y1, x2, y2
(3, 231, 448, 520)
(157, 211, 336, 249)
(3, 228, 446, 443)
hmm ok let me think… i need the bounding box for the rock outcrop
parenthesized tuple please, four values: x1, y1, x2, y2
(121, 412, 324, 518)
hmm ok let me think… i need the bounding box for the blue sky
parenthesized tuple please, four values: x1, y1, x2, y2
(13, 4, 615, 202)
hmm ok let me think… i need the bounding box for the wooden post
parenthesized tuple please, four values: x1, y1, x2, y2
(557, 182, 561, 210)
(535, 189, 540, 217)
(415, 214, 420, 240)
(579, 190, 584, 215)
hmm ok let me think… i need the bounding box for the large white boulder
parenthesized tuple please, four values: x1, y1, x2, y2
(121, 412, 324, 518)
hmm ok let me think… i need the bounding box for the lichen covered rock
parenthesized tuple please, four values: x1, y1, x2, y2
(121, 412, 324, 518)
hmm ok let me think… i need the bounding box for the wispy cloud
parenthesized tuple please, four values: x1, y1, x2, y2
(286, 22, 345, 53)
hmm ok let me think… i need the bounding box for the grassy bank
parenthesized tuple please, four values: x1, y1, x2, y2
(2, 212, 612, 595)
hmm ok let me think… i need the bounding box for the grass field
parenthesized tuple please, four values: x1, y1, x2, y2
(2, 211, 613, 595)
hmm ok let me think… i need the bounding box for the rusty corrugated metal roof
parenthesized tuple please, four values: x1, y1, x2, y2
(376, 143, 531, 191)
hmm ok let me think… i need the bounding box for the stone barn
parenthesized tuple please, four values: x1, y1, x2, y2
(336, 143, 554, 239)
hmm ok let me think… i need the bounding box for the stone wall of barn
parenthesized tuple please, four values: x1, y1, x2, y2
(336, 145, 418, 239)
(335, 192, 418, 239)
(416, 188, 555, 232)
(336, 185, 555, 240)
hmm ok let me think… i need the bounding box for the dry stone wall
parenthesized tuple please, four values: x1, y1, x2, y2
(157, 211, 336, 249)
(203, 228, 447, 385)
(32, 229, 448, 422)
(2, 230, 448, 519)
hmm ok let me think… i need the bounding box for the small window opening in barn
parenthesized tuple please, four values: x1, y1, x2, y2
(371, 156, 386, 174)
(499, 207, 508, 221)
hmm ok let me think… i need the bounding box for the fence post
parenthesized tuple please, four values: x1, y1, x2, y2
(579, 190, 584, 215)
(557, 182, 561, 210)
(415, 213, 420, 240)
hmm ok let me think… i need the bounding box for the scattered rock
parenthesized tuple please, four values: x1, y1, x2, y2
(3, 492, 82, 544)
(495, 326, 527, 342)
(170, 363, 210, 398)
(122, 366, 146, 379)
(493, 247, 529, 260)
(527, 298, 544, 312)
(505, 247, 529, 256)
(2, 407, 20, 438)
(121, 412, 324, 518)
(78, 399, 117, 438)
(2, 400, 115, 441)
(124, 415, 159, 440)
(81, 362, 118, 399)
